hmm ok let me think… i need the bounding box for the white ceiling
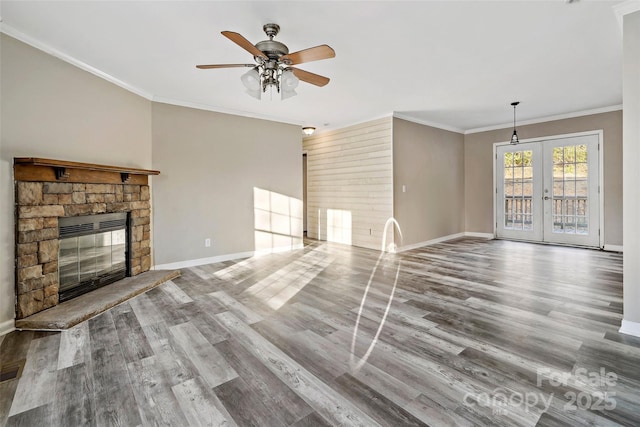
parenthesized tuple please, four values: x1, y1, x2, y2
(0, 0, 625, 134)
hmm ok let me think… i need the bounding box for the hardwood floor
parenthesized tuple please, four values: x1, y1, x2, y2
(1, 238, 638, 426)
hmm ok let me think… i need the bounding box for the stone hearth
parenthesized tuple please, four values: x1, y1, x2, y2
(14, 269, 180, 330)
(14, 158, 160, 319)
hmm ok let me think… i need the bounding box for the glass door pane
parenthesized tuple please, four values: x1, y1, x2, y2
(78, 234, 97, 281)
(550, 145, 589, 235)
(543, 135, 599, 247)
(94, 231, 113, 277)
(496, 144, 543, 242)
(59, 237, 79, 291)
(112, 229, 127, 271)
(503, 150, 534, 230)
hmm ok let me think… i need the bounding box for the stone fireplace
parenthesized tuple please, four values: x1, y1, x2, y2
(14, 158, 159, 319)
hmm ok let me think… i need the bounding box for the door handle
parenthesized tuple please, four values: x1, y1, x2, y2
(543, 196, 550, 200)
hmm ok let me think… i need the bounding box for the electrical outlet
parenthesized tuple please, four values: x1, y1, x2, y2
(205, 238, 211, 247)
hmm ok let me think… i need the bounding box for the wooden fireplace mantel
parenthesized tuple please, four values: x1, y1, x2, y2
(14, 157, 160, 185)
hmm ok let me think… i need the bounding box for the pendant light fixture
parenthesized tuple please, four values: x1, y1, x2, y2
(510, 101, 520, 145)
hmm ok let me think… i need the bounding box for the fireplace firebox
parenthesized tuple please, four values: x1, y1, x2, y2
(58, 212, 129, 302)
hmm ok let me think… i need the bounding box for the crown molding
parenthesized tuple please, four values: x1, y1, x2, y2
(1, 24, 154, 100)
(152, 96, 303, 127)
(614, 0, 640, 29)
(392, 113, 465, 134)
(305, 113, 394, 138)
(464, 104, 623, 135)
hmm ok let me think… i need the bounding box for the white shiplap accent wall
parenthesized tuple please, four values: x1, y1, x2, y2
(303, 117, 393, 250)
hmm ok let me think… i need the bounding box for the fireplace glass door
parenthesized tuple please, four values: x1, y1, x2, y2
(58, 212, 128, 301)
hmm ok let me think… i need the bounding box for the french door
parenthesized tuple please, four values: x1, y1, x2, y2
(496, 134, 600, 247)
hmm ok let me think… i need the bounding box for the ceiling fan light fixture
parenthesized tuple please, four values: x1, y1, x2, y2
(281, 69, 299, 90)
(241, 67, 261, 91)
(245, 87, 261, 100)
(281, 69, 299, 100)
(241, 67, 261, 99)
(302, 127, 315, 135)
(281, 88, 297, 100)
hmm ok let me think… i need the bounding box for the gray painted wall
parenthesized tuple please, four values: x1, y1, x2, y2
(0, 34, 153, 332)
(151, 102, 302, 266)
(393, 118, 465, 248)
(464, 110, 623, 246)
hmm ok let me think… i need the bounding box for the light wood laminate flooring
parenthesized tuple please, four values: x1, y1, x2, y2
(1, 238, 637, 426)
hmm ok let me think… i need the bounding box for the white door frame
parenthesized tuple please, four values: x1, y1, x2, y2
(302, 150, 308, 235)
(492, 130, 604, 248)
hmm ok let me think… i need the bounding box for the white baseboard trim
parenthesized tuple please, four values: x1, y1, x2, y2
(604, 244, 623, 253)
(396, 231, 495, 253)
(152, 244, 304, 270)
(464, 232, 495, 239)
(619, 320, 640, 338)
(397, 232, 465, 252)
(255, 243, 304, 256)
(0, 319, 16, 336)
(153, 251, 256, 270)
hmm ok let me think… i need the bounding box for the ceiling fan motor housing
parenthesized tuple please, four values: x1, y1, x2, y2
(255, 40, 289, 60)
(255, 23, 289, 61)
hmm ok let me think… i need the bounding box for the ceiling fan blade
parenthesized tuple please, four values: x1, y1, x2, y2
(281, 45, 335, 65)
(221, 31, 267, 60)
(291, 68, 330, 87)
(196, 64, 255, 69)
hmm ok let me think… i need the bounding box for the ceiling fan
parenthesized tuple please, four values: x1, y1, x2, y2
(196, 23, 335, 100)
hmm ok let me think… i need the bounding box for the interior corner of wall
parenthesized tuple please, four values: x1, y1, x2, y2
(0, 319, 16, 337)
